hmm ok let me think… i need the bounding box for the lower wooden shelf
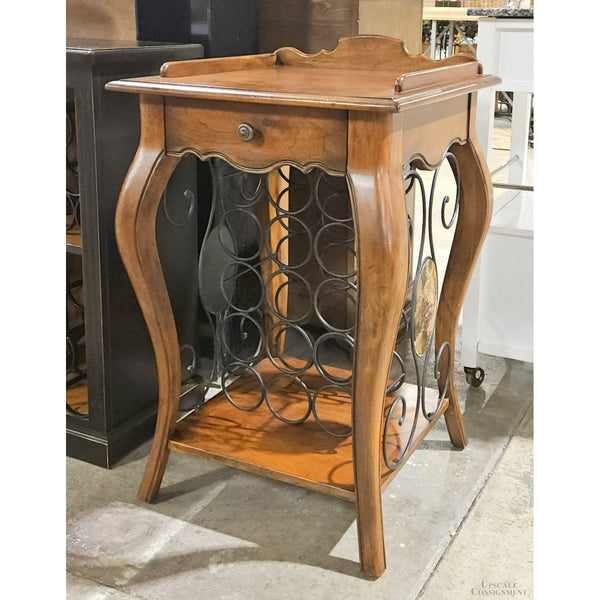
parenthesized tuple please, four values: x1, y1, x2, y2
(169, 359, 448, 501)
(66, 224, 83, 254)
(67, 381, 89, 416)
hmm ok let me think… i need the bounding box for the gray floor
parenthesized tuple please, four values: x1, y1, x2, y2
(66, 348, 533, 600)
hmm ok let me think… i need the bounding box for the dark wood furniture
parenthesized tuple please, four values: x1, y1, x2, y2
(258, 0, 358, 53)
(107, 35, 499, 577)
(66, 39, 204, 467)
(135, 0, 259, 57)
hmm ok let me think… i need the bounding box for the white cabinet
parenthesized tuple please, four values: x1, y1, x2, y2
(461, 16, 534, 384)
(477, 190, 533, 362)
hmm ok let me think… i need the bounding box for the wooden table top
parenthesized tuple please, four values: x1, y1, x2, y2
(106, 35, 500, 112)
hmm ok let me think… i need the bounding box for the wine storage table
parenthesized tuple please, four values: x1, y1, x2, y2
(107, 35, 499, 578)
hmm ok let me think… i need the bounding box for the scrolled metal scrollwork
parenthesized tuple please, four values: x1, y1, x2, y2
(433, 341, 453, 420)
(191, 151, 457, 448)
(162, 188, 197, 226)
(382, 149, 459, 470)
(440, 154, 460, 230)
(66, 265, 87, 418)
(383, 394, 408, 470)
(66, 95, 87, 418)
(312, 384, 353, 438)
(264, 372, 313, 425)
(66, 102, 81, 233)
(194, 159, 359, 433)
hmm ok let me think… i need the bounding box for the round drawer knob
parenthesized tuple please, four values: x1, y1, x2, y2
(237, 123, 255, 142)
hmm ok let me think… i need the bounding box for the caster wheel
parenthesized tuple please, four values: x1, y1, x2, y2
(464, 366, 485, 388)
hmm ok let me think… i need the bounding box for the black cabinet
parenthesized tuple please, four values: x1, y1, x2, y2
(66, 40, 204, 467)
(135, 0, 259, 57)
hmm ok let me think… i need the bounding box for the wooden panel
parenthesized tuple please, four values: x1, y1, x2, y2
(106, 37, 496, 112)
(67, 383, 89, 415)
(168, 358, 447, 500)
(258, 169, 290, 354)
(109, 66, 399, 110)
(162, 66, 394, 95)
(399, 95, 469, 167)
(66, 0, 137, 40)
(165, 98, 348, 173)
(290, 170, 355, 331)
(160, 54, 276, 78)
(397, 60, 480, 92)
(260, 0, 423, 57)
(275, 35, 470, 72)
(66, 230, 82, 249)
(259, 0, 359, 54)
(359, 0, 424, 53)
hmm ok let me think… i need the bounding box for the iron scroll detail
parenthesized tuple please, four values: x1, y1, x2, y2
(382, 150, 459, 470)
(187, 152, 458, 457)
(194, 161, 359, 434)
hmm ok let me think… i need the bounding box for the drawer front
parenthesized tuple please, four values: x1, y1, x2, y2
(165, 98, 348, 174)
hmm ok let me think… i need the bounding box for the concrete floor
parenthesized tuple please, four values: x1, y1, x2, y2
(66, 118, 534, 598)
(66, 346, 533, 600)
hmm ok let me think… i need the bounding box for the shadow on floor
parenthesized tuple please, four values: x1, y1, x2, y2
(67, 353, 533, 595)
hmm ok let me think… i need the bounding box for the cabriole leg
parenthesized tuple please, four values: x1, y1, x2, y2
(347, 113, 410, 578)
(115, 95, 182, 502)
(436, 137, 493, 448)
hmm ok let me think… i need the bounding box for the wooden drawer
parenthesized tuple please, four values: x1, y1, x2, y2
(164, 98, 348, 174)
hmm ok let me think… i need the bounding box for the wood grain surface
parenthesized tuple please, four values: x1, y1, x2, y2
(66, 383, 89, 415)
(165, 97, 347, 173)
(359, 0, 425, 54)
(106, 36, 500, 113)
(110, 36, 498, 578)
(160, 53, 276, 79)
(169, 358, 447, 502)
(436, 102, 493, 448)
(346, 110, 410, 577)
(399, 95, 469, 168)
(259, 0, 359, 54)
(114, 96, 183, 503)
(67, 0, 137, 40)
